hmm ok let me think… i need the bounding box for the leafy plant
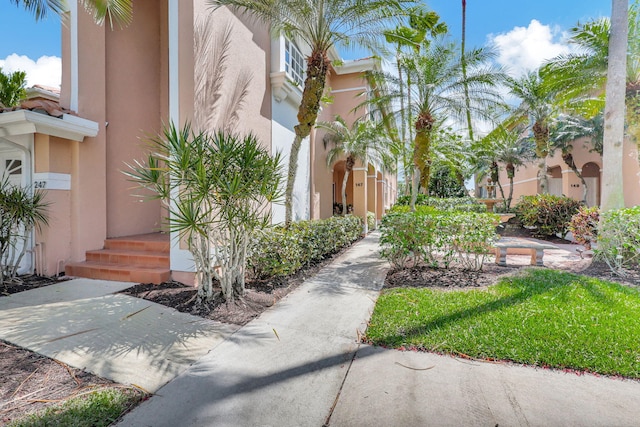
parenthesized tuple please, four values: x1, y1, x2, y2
(125, 123, 283, 302)
(0, 177, 49, 282)
(514, 194, 582, 237)
(380, 210, 498, 270)
(394, 195, 486, 213)
(595, 206, 640, 274)
(568, 206, 600, 249)
(248, 215, 361, 279)
(0, 67, 27, 108)
(367, 211, 376, 231)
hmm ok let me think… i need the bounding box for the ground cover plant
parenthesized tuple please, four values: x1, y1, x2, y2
(366, 268, 640, 378)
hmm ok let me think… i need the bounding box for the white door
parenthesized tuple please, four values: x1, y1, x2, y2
(584, 177, 599, 207)
(0, 146, 30, 275)
(548, 177, 563, 196)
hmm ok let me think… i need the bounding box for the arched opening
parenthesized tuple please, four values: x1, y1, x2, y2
(582, 162, 601, 207)
(547, 165, 563, 196)
(331, 160, 353, 214)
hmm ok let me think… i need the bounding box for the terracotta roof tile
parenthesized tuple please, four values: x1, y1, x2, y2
(0, 99, 74, 119)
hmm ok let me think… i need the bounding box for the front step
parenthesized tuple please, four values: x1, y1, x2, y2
(65, 233, 171, 284)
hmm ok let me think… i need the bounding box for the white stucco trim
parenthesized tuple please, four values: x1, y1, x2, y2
(270, 72, 303, 105)
(0, 111, 98, 140)
(352, 167, 367, 171)
(69, 0, 79, 112)
(334, 58, 378, 75)
(33, 173, 71, 190)
(168, 0, 180, 124)
(330, 86, 367, 94)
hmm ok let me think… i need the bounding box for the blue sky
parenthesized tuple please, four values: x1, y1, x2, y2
(0, 0, 611, 87)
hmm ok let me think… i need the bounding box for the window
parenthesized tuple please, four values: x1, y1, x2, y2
(285, 39, 305, 87)
(5, 159, 22, 175)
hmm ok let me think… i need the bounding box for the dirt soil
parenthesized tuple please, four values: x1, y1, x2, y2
(1, 229, 638, 424)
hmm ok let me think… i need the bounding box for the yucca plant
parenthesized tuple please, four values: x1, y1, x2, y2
(0, 178, 49, 282)
(125, 124, 283, 302)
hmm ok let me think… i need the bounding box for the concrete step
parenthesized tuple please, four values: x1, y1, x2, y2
(85, 249, 169, 268)
(104, 233, 170, 253)
(65, 261, 171, 284)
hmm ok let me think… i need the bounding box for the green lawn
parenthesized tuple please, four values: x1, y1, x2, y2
(366, 268, 640, 378)
(8, 387, 144, 427)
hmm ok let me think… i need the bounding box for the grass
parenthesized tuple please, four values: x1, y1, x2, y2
(366, 268, 640, 378)
(8, 387, 145, 427)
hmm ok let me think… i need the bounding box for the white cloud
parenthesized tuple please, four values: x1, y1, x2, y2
(489, 19, 570, 77)
(0, 54, 61, 88)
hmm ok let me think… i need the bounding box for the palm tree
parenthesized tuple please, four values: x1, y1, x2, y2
(549, 113, 604, 204)
(209, 0, 409, 226)
(10, 0, 133, 27)
(476, 125, 535, 210)
(0, 68, 27, 108)
(383, 6, 447, 196)
(602, 0, 629, 210)
(317, 116, 392, 215)
(505, 71, 557, 195)
(398, 39, 504, 210)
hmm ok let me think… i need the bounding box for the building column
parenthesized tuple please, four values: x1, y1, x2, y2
(352, 165, 368, 234)
(376, 177, 384, 220)
(367, 167, 377, 227)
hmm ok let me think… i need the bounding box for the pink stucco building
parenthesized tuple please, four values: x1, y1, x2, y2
(0, 1, 396, 284)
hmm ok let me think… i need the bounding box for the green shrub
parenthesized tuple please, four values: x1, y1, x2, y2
(514, 194, 582, 237)
(394, 195, 486, 213)
(248, 215, 361, 279)
(367, 211, 376, 231)
(380, 210, 498, 271)
(568, 206, 599, 249)
(595, 206, 640, 273)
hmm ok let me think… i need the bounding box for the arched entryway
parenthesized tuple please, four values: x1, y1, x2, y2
(547, 165, 563, 196)
(582, 162, 601, 207)
(331, 160, 353, 214)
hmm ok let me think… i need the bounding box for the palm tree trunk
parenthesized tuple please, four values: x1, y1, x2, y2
(506, 163, 515, 209)
(533, 121, 550, 194)
(461, 0, 474, 142)
(285, 49, 331, 226)
(341, 170, 350, 215)
(561, 152, 588, 204)
(601, 0, 628, 211)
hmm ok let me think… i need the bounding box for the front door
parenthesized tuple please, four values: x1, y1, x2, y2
(0, 143, 30, 275)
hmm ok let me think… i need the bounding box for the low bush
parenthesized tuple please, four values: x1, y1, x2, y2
(367, 211, 376, 231)
(595, 206, 640, 274)
(514, 194, 582, 237)
(568, 206, 600, 249)
(380, 210, 499, 271)
(248, 215, 361, 279)
(394, 195, 486, 213)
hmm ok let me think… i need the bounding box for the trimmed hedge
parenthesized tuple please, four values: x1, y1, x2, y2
(380, 210, 499, 271)
(248, 215, 362, 279)
(394, 195, 486, 213)
(515, 194, 582, 237)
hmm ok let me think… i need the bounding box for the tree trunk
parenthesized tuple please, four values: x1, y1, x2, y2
(506, 162, 515, 209)
(533, 121, 550, 194)
(601, 0, 628, 211)
(341, 170, 350, 215)
(414, 112, 435, 191)
(561, 152, 588, 204)
(461, 0, 474, 142)
(285, 49, 331, 226)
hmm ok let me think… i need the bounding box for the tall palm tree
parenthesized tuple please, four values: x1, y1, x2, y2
(505, 71, 557, 194)
(399, 39, 504, 210)
(383, 7, 447, 196)
(317, 116, 392, 215)
(210, 0, 410, 226)
(602, 0, 629, 210)
(10, 0, 133, 27)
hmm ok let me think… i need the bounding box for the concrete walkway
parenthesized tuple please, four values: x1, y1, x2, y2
(0, 279, 238, 392)
(2, 234, 640, 426)
(118, 233, 640, 427)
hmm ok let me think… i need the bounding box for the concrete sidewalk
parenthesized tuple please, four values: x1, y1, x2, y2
(118, 234, 640, 427)
(0, 279, 238, 392)
(117, 232, 387, 426)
